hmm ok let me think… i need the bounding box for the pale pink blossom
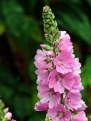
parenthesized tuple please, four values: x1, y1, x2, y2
(38, 82, 60, 108)
(47, 104, 71, 121)
(73, 58, 81, 74)
(34, 101, 48, 111)
(5, 112, 12, 120)
(58, 31, 73, 52)
(62, 73, 83, 92)
(34, 49, 53, 71)
(65, 92, 83, 110)
(73, 100, 87, 112)
(35, 69, 49, 83)
(48, 70, 64, 93)
(54, 51, 77, 74)
(34, 49, 47, 70)
(73, 111, 88, 121)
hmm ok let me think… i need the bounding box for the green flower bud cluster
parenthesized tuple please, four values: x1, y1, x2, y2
(42, 6, 59, 42)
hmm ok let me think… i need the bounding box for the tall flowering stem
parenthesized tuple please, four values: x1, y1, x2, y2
(34, 5, 88, 121)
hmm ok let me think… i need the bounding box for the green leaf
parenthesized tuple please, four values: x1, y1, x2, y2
(0, 21, 5, 35)
(0, 85, 14, 100)
(13, 96, 32, 119)
(27, 17, 43, 42)
(88, 115, 91, 121)
(0, 66, 19, 86)
(87, 0, 91, 6)
(0, 110, 4, 120)
(2, 0, 30, 49)
(28, 60, 36, 81)
(0, 100, 4, 109)
(29, 0, 38, 11)
(2, 0, 43, 53)
(81, 56, 91, 87)
(58, 6, 91, 45)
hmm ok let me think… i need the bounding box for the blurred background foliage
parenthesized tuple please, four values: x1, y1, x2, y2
(0, 0, 91, 120)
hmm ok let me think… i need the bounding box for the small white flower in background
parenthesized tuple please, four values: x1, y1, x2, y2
(5, 112, 12, 120)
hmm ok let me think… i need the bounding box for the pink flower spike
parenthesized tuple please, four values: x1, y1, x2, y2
(34, 30, 87, 121)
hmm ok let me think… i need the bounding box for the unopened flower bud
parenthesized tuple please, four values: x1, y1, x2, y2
(45, 45, 51, 50)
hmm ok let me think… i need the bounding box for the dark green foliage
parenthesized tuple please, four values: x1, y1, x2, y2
(58, 9, 91, 45)
(81, 57, 91, 87)
(0, 0, 91, 120)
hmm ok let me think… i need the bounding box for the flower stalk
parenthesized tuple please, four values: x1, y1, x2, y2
(34, 5, 88, 121)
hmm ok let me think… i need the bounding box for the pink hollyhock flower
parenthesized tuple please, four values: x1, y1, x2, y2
(34, 49, 47, 70)
(73, 100, 87, 112)
(47, 104, 71, 121)
(35, 69, 49, 83)
(34, 101, 48, 111)
(73, 111, 88, 121)
(38, 82, 60, 108)
(73, 58, 81, 74)
(58, 31, 73, 52)
(54, 51, 76, 74)
(62, 73, 83, 92)
(5, 112, 12, 120)
(48, 70, 64, 93)
(34, 49, 54, 71)
(65, 92, 83, 110)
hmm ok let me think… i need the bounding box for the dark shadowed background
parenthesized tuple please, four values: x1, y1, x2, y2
(0, 0, 91, 120)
